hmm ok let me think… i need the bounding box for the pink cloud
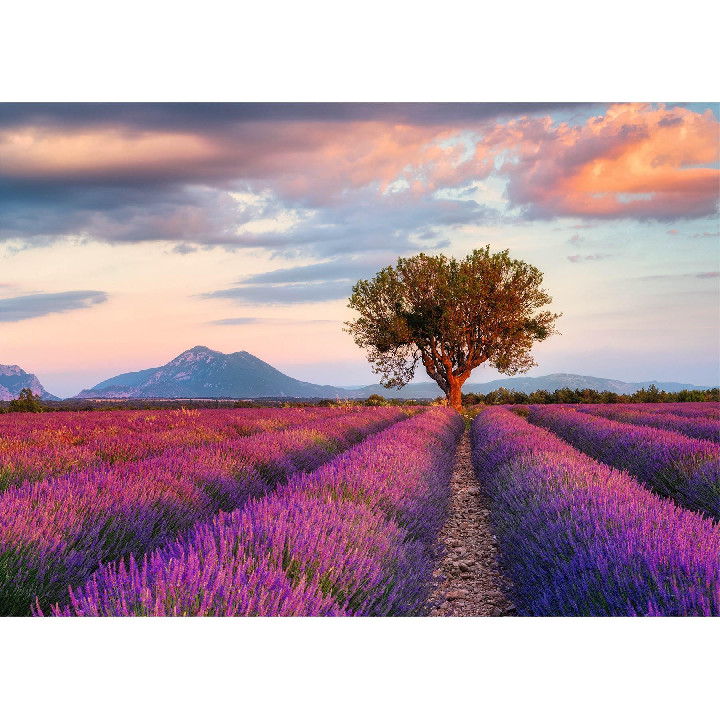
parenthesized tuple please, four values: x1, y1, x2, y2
(494, 104, 719, 220)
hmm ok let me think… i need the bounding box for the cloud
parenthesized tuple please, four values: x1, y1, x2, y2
(0, 103, 595, 132)
(210, 317, 337, 325)
(205, 279, 351, 305)
(567, 233, 584, 246)
(0, 102, 716, 256)
(202, 255, 400, 306)
(639, 272, 720, 281)
(0, 290, 108, 322)
(567, 253, 611, 263)
(498, 103, 719, 221)
(690, 231, 720, 238)
(234, 255, 395, 285)
(210, 317, 262, 325)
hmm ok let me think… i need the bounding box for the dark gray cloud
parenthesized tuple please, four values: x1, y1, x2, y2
(235, 255, 395, 285)
(0, 103, 596, 132)
(205, 279, 352, 305)
(203, 254, 403, 306)
(0, 290, 108, 322)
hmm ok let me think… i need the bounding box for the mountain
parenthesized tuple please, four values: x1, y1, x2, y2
(75, 348, 715, 400)
(348, 373, 714, 399)
(75, 346, 348, 399)
(0, 364, 59, 401)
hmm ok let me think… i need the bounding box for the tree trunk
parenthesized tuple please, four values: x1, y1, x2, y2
(446, 378, 464, 413)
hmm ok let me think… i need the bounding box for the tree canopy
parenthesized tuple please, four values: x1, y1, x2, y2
(8, 387, 43, 413)
(345, 246, 561, 411)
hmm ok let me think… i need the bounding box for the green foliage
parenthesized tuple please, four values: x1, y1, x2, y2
(345, 246, 560, 410)
(461, 385, 720, 406)
(365, 394, 388, 406)
(8, 388, 43, 413)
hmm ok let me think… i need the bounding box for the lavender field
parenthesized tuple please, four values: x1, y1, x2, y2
(1, 402, 718, 616)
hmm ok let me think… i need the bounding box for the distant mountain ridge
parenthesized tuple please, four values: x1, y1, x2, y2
(0, 364, 59, 401)
(353, 373, 714, 399)
(73, 346, 715, 400)
(75, 346, 346, 399)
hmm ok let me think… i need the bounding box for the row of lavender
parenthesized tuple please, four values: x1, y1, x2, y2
(575, 404, 720, 442)
(618, 402, 719, 420)
(2, 407, 409, 615)
(41, 408, 463, 616)
(527, 406, 720, 522)
(0, 407, 353, 489)
(471, 408, 720, 615)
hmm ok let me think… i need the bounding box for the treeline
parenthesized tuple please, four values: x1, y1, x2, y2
(0, 389, 425, 414)
(3, 385, 718, 414)
(462, 384, 720, 406)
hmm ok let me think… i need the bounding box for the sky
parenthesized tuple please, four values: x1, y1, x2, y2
(1, 102, 718, 398)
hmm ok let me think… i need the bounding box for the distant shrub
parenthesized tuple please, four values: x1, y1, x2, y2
(462, 385, 720, 406)
(8, 388, 43, 413)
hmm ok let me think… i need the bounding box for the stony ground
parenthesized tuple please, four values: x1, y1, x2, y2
(427, 427, 517, 617)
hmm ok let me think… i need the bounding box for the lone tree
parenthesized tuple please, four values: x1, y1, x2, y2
(345, 246, 560, 412)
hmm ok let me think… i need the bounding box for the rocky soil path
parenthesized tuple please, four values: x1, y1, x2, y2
(428, 427, 517, 617)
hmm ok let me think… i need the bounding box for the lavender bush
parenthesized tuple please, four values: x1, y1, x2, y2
(528, 406, 720, 521)
(576, 404, 720, 443)
(0, 407, 351, 490)
(1, 407, 406, 615)
(472, 407, 720, 616)
(44, 408, 463, 617)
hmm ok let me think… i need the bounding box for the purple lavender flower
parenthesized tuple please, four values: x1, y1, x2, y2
(44, 408, 463, 617)
(528, 406, 720, 521)
(472, 407, 720, 616)
(575, 404, 720, 442)
(0, 407, 407, 615)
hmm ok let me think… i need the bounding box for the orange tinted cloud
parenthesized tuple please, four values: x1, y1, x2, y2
(496, 103, 719, 219)
(0, 120, 478, 202)
(0, 128, 217, 178)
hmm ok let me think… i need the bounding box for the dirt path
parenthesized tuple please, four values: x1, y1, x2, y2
(428, 427, 517, 617)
